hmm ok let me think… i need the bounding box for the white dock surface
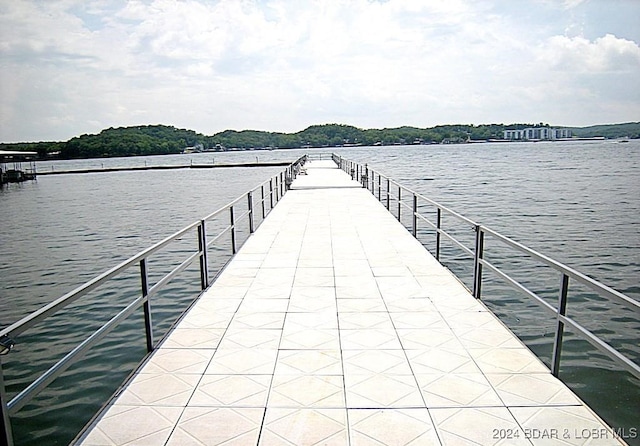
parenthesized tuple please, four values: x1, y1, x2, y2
(78, 160, 623, 445)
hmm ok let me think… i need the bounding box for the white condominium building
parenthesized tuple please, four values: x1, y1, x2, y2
(504, 127, 572, 140)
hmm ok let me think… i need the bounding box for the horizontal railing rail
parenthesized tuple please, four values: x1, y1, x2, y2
(0, 155, 307, 446)
(332, 154, 640, 382)
(305, 152, 336, 161)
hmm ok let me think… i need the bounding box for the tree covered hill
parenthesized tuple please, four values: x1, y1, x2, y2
(210, 123, 511, 148)
(62, 125, 206, 158)
(569, 122, 640, 139)
(2, 122, 638, 159)
(1, 125, 206, 159)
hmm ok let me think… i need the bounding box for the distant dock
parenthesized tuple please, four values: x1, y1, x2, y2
(36, 161, 292, 176)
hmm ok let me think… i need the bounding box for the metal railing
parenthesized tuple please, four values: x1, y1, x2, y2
(0, 155, 307, 446)
(333, 154, 640, 381)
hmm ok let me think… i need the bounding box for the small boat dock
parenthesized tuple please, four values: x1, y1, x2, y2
(0, 151, 37, 185)
(75, 159, 625, 445)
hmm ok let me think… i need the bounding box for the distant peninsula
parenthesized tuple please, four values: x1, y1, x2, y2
(2, 122, 638, 160)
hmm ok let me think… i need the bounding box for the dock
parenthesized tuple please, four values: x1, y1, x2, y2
(35, 161, 292, 176)
(0, 150, 37, 185)
(76, 160, 624, 445)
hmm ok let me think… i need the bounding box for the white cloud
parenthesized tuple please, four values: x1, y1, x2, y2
(539, 34, 640, 72)
(0, 0, 639, 142)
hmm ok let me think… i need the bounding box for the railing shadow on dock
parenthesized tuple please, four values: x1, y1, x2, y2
(0, 156, 307, 446)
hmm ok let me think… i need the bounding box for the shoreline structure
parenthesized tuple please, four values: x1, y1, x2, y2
(35, 161, 291, 176)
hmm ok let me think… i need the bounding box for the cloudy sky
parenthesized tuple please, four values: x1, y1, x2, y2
(1, 0, 639, 142)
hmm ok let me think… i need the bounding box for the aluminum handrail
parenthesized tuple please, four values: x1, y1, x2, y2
(0, 158, 302, 340)
(0, 221, 201, 339)
(480, 258, 557, 315)
(334, 154, 640, 381)
(0, 155, 307, 446)
(7, 294, 146, 415)
(480, 226, 638, 308)
(352, 156, 640, 309)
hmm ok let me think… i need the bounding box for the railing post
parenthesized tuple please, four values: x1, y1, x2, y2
(279, 172, 284, 197)
(198, 220, 209, 290)
(1, 360, 14, 446)
(285, 172, 292, 191)
(397, 186, 402, 221)
(261, 184, 266, 219)
(412, 194, 418, 238)
(248, 192, 255, 234)
(277, 174, 281, 201)
(386, 178, 390, 210)
(230, 206, 237, 254)
(377, 173, 381, 201)
(269, 179, 274, 209)
(551, 274, 570, 377)
(435, 208, 442, 261)
(362, 164, 368, 189)
(472, 226, 485, 299)
(274, 176, 279, 203)
(139, 258, 154, 352)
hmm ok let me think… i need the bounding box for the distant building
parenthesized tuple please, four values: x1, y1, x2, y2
(504, 128, 572, 141)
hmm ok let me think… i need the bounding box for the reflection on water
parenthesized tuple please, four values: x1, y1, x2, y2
(1, 143, 639, 445)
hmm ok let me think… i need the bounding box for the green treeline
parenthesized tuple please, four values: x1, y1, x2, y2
(62, 125, 204, 158)
(2, 122, 639, 159)
(214, 123, 509, 149)
(570, 122, 640, 139)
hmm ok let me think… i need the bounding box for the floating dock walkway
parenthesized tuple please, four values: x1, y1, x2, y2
(77, 160, 624, 445)
(36, 161, 292, 176)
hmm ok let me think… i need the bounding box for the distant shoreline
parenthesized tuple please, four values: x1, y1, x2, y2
(2, 122, 637, 161)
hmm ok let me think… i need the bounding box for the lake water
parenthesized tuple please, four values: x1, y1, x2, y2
(1, 142, 638, 445)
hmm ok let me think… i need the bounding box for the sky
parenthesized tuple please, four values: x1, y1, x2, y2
(1, 0, 639, 143)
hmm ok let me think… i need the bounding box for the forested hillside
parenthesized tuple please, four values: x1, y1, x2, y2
(2, 122, 638, 159)
(569, 122, 640, 139)
(61, 125, 206, 158)
(210, 123, 509, 149)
